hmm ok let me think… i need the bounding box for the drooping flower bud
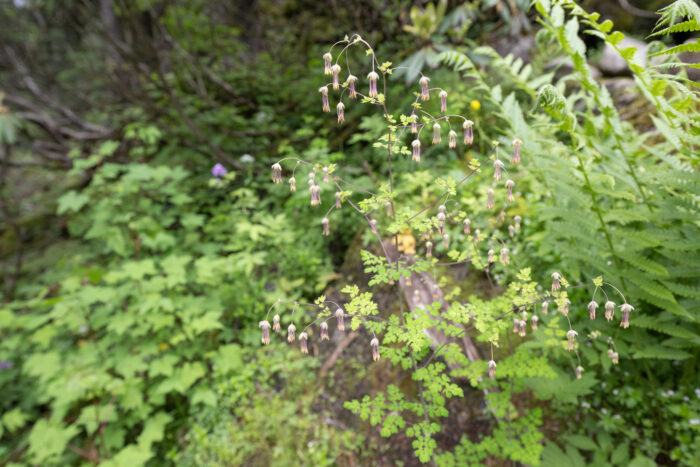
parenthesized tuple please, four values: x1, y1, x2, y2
(323, 52, 333, 75)
(509, 225, 515, 238)
(337, 102, 345, 123)
(322, 217, 330, 236)
(575, 365, 584, 379)
(410, 115, 418, 134)
(588, 301, 598, 320)
(367, 71, 379, 98)
(505, 179, 515, 202)
(513, 318, 519, 334)
(273, 314, 281, 331)
(488, 249, 495, 264)
(566, 329, 578, 351)
(488, 360, 497, 379)
(518, 319, 526, 337)
(412, 139, 421, 162)
(473, 229, 481, 243)
(308, 171, 316, 185)
(521, 310, 528, 321)
(419, 76, 430, 101)
(551, 272, 562, 291)
(432, 123, 441, 144)
(493, 160, 504, 182)
(531, 314, 539, 330)
(346, 75, 357, 98)
(322, 166, 330, 183)
(607, 348, 614, 361)
(511, 138, 522, 164)
(448, 130, 457, 149)
(501, 247, 510, 265)
(335, 191, 342, 209)
(370, 337, 380, 361)
(463, 120, 474, 145)
(619, 303, 633, 328)
(385, 200, 392, 217)
(320, 321, 329, 341)
(426, 241, 433, 257)
(605, 301, 615, 321)
(259, 320, 271, 345)
(559, 299, 570, 316)
(486, 188, 495, 209)
(335, 308, 345, 331)
(287, 323, 296, 343)
(272, 163, 282, 184)
(310, 185, 321, 206)
(319, 86, 330, 112)
(439, 90, 448, 112)
(463, 218, 470, 235)
(370, 219, 378, 234)
(514, 215, 521, 230)
(611, 351, 619, 364)
(289, 177, 296, 192)
(299, 332, 309, 354)
(443, 233, 450, 249)
(436, 212, 446, 235)
(542, 301, 549, 315)
(331, 64, 342, 90)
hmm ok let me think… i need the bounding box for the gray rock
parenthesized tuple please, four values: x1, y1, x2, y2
(598, 37, 649, 76)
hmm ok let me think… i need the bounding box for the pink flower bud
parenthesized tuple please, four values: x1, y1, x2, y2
(542, 301, 549, 315)
(337, 102, 345, 124)
(501, 247, 510, 265)
(519, 319, 526, 337)
(436, 212, 446, 235)
(335, 191, 342, 209)
(531, 314, 539, 330)
(463, 120, 474, 145)
(619, 303, 633, 328)
(370, 337, 380, 361)
(488, 249, 495, 264)
(259, 320, 271, 345)
(272, 163, 282, 184)
(287, 323, 296, 343)
(551, 272, 562, 291)
(320, 322, 329, 341)
(463, 218, 470, 235)
(509, 225, 515, 237)
(505, 179, 515, 202)
(335, 308, 345, 331)
(319, 86, 330, 112)
(514, 215, 521, 230)
(511, 138, 522, 164)
(412, 139, 421, 162)
(323, 52, 332, 75)
(331, 64, 341, 90)
(439, 90, 447, 112)
(488, 360, 497, 378)
(443, 233, 450, 249)
(566, 329, 578, 351)
(588, 301, 598, 320)
(493, 160, 504, 182)
(310, 185, 321, 206)
(419, 76, 430, 101)
(426, 241, 433, 257)
(513, 318, 519, 334)
(289, 177, 296, 192)
(367, 71, 379, 98)
(322, 217, 330, 236)
(346, 75, 357, 98)
(299, 332, 309, 354)
(273, 314, 280, 331)
(605, 301, 615, 321)
(448, 130, 457, 149)
(432, 123, 441, 144)
(559, 299, 570, 316)
(575, 365, 584, 379)
(370, 219, 377, 234)
(486, 188, 495, 209)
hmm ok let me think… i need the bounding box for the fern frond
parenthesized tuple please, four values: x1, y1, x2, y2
(632, 314, 699, 339)
(649, 39, 700, 58)
(653, 0, 700, 35)
(649, 19, 700, 37)
(633, 345, 691, 360)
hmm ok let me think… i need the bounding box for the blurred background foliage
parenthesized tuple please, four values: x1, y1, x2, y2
(0, 0, 698, 465)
